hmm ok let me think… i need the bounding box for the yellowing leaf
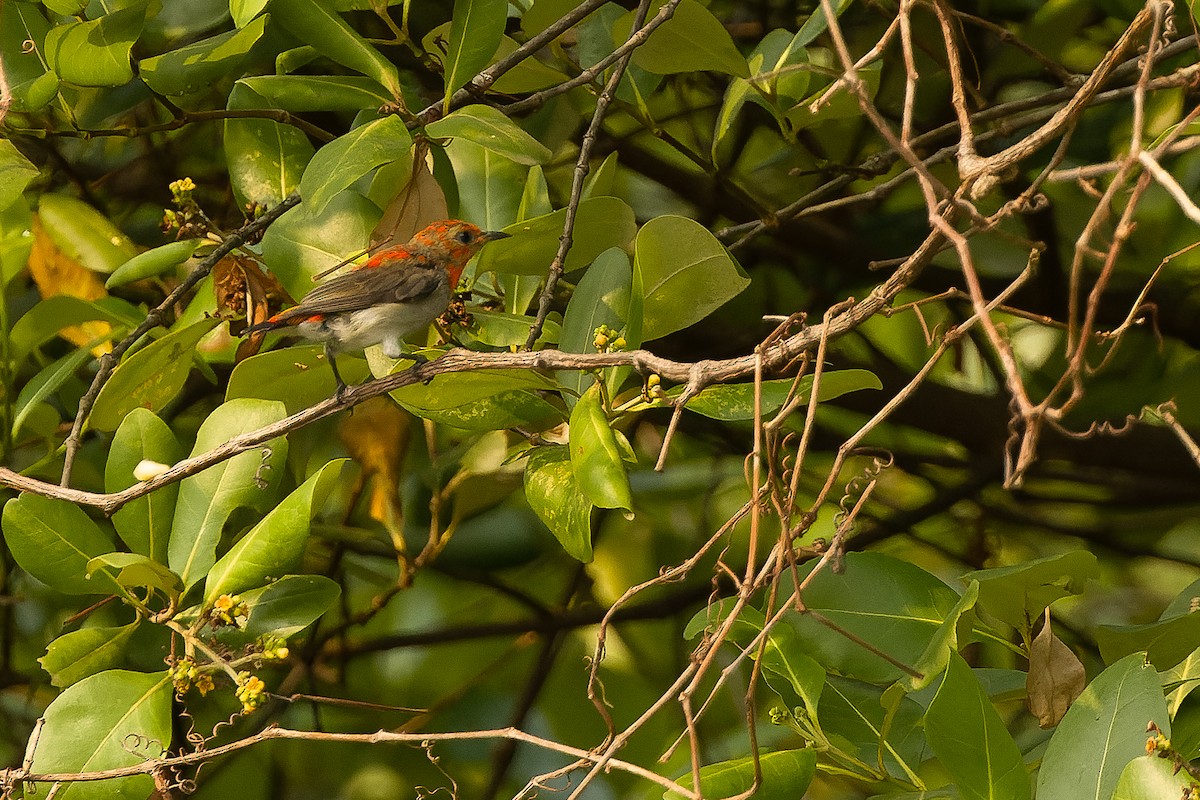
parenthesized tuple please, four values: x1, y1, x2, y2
(28, 218, 113, 355)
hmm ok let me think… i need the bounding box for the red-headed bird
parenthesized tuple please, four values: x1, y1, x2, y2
(245, 219, 509, 395)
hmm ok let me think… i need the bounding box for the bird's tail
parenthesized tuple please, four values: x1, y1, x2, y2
(243, 313, 291, 337)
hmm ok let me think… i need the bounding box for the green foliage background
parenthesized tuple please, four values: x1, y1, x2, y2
(2, 0, 1200, 798)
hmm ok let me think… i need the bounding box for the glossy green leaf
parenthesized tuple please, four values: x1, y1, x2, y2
(795, 0, 856, 47)
(925, 653, 1030, 800)
(106, 239, 202, 288)
(1096, 614, 1200, 671)
(965, 551, 1098, 630)
(1, 196, 33, 289)
(634, 215, 749, 341)
(557, 248, 635, 405)
(227, 345, 369, 413)
(205, 459, 346, 600)
(260, 191, 379, 299)
(1111, 755, 1194, 800)
(9, 295, 141, 365)
(40, 622, 140, 688)
(569, 385, 632, 512)
(388, 367, 562, 431)
(664, 749, 816, 800)
(231, 0, 269, 26)
(140, 15, 267, 96)
(0, 140, 39, 212)
(679, 370, 882, 421)
(38, 194, 138, 274)
(236, 75, 391, 111)
(168, 398, 289, 587)
(784, 552, 963, 683)
(819, 676, 929, 779)
(426, 104, 552, 166)
(907, 580, 980, 691)
(300, 116, 413, 214)
(1, 2, 58, 113)
(31, 670, 172, 800)
(445, 138, 526, 232)
(89, 318, 221, 432)
(271, 0, 401, 99)
(490, 34, 570, 93)
(105, 409, 180, 560)
(581, 152, 619, 201)
(242, 575, 341, 638)
(786, 63, 881, 131)
(476, 197, 638, 277)
(1036, 653, 1170, 800)
(226, 83, 315, 209)
(44, 5, 145, 87)
(87, 553, 184, 599)
(12, 345, 95, 437)
(442, 0, 507, 107)
(462, 310, 560, 348)
(525, 446, 593, 562)
(619, 0, 748, 78)
(1, 494, 123, 596)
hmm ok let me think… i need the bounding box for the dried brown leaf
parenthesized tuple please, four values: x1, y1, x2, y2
(1027, 612, 1086, 728)
(371, 140, 450, 252)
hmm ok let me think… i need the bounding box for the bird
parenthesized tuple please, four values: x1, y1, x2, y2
(245, 220, 509, 395)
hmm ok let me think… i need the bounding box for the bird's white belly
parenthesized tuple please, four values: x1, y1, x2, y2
(294, 287, 449, 357)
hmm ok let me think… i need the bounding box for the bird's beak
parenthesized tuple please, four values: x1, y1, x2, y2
(483, 230, 511, 242)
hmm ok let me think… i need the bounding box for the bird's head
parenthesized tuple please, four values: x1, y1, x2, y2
(409, 220, 510, 285)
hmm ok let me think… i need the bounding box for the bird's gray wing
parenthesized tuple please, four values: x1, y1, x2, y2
(276, 265, 444, 320)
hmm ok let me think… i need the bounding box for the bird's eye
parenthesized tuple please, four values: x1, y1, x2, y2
(455, 229, 475, 245)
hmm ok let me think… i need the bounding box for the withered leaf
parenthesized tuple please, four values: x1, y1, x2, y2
(1027, 611, 1086, 728)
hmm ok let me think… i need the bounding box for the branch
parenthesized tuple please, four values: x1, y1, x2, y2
(5, 230, 926, 514)
(58, 192, 302, 487)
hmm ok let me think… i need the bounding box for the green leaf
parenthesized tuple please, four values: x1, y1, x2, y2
(225, 82, 315, 209)
(89, 318, 222, 432)
(426, 104, 552, 166)
(1, 2, 58, 113)
(2, 494, 123, 596)
(461, 310, 560, 348)
(924, 653, 1030, 800)
(634, 215, 749, 341)
(907, 580, 980, 691)
(12, 345, 96, 438)
(44, 4, 146, 87)
(819, 676, 928, 780)
(270, 0, 401, 99)
(557, 247, 635, 406)
(476, 197, 638, 277)
(139, 15, 267, 96)
(9, 295, 141, 364)
(442, 0, 507, 108)
(619, 0, 748, 78)
(0, 140, 39, 212)
(38, 194, 138, 274)
(300, 116, 413, 214)
(1036, 653, 1171, 800)
(1095, 614, 1200, 671)
(795, 0, 856, 47)
(242, 575, 341, 638)
(581, 152, 619, 201)
(227, 345, 369, 414)
(388, 367, 562, 431)
(445, 138, 526, 231)
(106, 239, 202, 289)
(965, 551, 1098, 630)
(231, 0, 269, 27)
(569, 385, 632, 512)
(785, 62, 881, 131)
(664, 749, 816, 800)
(86, 553, 184, 600)
(524, 446, 593, 562)
(783, 552, 963, 683)
(1111, 755, 1195, 800)
(260, 191, 379, 299)
(679, 370, 882, 421)
(40, 622, 140, 688)
(31, 670, 172, 800)
(168, 398, 289, 587)
(205, 459, 346, 600)
(235, 75, 391, 112)
(0, 196, 32, 289)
